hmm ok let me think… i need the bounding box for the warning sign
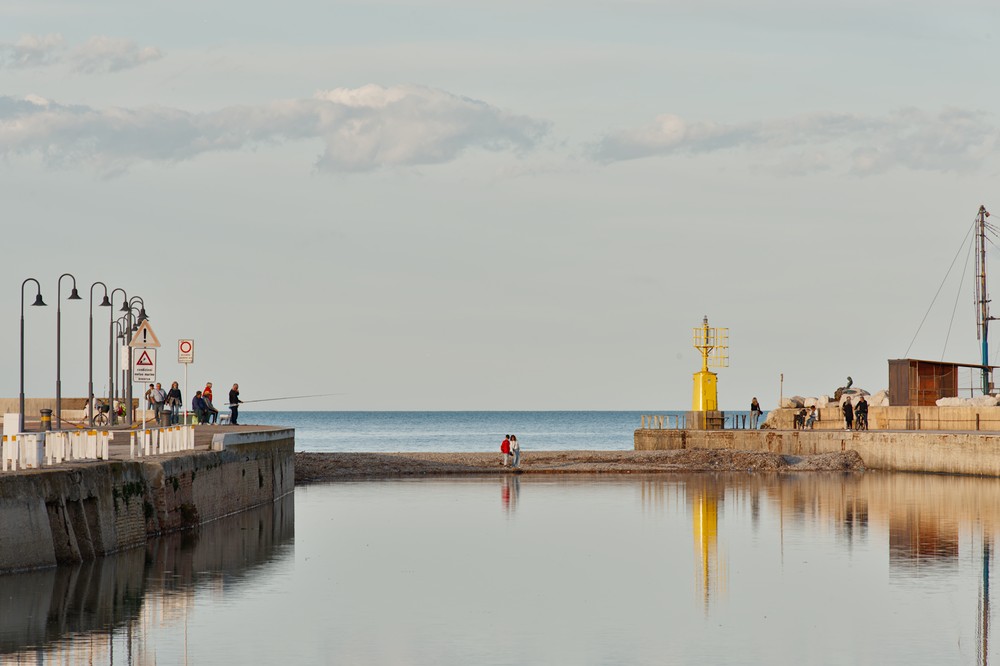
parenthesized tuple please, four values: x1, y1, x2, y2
(132, 348, 157, 382)
(129, 320, 161, 348)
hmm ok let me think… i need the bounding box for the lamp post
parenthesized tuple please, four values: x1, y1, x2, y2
(109, 289, 127, 425)
(20, 278, 47, 432)
(56, 273, 82, 430)
(125, 296, 146, 427)
(88, 282, 111, 427)
(113, 315, 128, 411)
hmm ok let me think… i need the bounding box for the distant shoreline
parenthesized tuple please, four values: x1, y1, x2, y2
(294, 449, 864, 484)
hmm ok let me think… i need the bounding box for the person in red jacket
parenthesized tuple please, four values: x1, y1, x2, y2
(500, 435, 511, 467)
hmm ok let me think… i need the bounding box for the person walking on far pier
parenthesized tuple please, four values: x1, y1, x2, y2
(150, 383, 167, 423)
(842, 398, 854, 430)
(167, 381, 183, 425)
(500, 435, 511, 467)
(750, 397, 762, 429)
(229, 383, 243, 425)
(511, 435, 520, 468)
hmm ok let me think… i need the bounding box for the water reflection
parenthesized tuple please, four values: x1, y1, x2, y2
(501, 475, 520, 515)
(2, 473, 999, 665)
(637, 472, 997, 664)
(0, 493, 293, 664)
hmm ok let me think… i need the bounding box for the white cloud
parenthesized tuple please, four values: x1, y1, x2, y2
(72, 36, 163, 73)
(0, 33, 65, 68)
(0, 33, 161, 73)
(0, 85, 550, 174)
(593, 108, 999, 175)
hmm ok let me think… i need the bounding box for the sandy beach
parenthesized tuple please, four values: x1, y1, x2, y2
(294, 449, 865, 484)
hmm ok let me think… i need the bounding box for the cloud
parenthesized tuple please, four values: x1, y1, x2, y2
(0, 85, 550, 174)
(72, 37, 163, 73)
(0, 33, 162, 73)
(593, 108, 999, 175)
(0, 33, 65, 68)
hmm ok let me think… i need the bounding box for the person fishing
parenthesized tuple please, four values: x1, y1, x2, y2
(229, 383, 243, 425)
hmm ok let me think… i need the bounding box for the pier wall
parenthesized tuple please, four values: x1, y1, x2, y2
(635, 428, 1000, 476)
(0, 429, 293, 574)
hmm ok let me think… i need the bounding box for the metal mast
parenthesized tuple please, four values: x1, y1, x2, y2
(975, 205, 994, 393)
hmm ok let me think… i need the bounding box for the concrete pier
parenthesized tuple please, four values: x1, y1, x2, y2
(0, 426, 293, 574)
(635, 427, 1000, 477)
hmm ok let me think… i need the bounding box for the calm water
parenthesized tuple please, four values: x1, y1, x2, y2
(2, 472, 996, 665)
(241, 410, 761, 452)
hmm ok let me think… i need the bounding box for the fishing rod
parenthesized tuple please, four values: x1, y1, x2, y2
(223, 392, 346, 407)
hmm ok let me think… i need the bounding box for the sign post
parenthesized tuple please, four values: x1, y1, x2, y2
(130, 321, 161, 431)
(178, 339, 194, 424)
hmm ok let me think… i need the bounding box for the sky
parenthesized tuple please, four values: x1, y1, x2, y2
(2, 0, 1000, 411)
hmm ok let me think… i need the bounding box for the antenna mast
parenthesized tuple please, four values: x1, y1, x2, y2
(975, 205, 994, 393)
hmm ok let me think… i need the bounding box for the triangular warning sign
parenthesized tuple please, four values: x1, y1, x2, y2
(129, 320, 161, 348)
(136, 350, 154, 366)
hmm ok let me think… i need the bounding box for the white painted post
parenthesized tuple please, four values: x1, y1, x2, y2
(130, 431, 136, 458)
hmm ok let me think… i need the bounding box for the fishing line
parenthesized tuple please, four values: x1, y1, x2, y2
(942, 235, 975, 361)
(223, 393, 346, 407)
(903, 220, 974, 358)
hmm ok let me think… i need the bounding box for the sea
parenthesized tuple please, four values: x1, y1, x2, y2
(240, 410, 760, 452)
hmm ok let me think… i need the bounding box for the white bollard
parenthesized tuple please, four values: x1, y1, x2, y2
(23, 434, 44, 468)
(130, 431, 136, 458)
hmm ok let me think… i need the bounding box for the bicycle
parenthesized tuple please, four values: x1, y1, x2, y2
(93, 402, 111, 426)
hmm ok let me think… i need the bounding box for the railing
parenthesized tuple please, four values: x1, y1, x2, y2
(639, 414, 758, 430)
(130, 426, 196, 457)
(2, 430, 111, 470)
(1, 425, 196, 471)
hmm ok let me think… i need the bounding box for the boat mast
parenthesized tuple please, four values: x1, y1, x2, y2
(975, 205, 993, 393)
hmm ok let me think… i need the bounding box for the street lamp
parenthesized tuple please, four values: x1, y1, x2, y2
(124, 296, 146, 427)
(19, 278, 47, 432)
(88, 282, 111, 427)
(55, 273, 82, 429)
(114, 315, 129, 409)
(109, 288, 127, 425)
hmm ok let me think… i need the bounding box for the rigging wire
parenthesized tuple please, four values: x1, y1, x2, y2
(942, 237, 976, 360)
(904, 221, 975, 358)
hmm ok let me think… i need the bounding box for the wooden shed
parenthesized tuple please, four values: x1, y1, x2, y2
(888, 358, 993, 406)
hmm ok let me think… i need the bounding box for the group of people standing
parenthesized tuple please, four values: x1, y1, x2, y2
(146, 381, 243, 426)
(500, 434, 520, 467)
(144, 381, 186, 425)
(843, 395, 868, 431)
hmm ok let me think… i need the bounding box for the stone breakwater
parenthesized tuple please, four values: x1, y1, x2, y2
(294, 449, 865, 483)
(0, 429, 293, 574)
(634, 428, 1000, 477)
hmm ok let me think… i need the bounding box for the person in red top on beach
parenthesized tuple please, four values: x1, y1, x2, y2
(500, 435, 511, 467)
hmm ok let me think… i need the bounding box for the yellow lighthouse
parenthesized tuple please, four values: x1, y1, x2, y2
(690, 315, 728, 427)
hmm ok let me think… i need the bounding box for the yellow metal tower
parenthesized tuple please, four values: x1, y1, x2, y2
(692, 315, 729, 411)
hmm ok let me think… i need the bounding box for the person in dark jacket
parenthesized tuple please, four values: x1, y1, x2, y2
(750, 397, 762, 429)
(842, 398, 854, 430)
(166, 381, 184, 425)
(854, 395, 869, 431)
(228, 383, 243, 425)
(192, 391, 208, 425)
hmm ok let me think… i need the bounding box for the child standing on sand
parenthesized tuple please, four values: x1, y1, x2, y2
(500, 435, 511, 466)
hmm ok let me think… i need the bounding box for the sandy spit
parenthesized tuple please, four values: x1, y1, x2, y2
(294, 449, 865, 485)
